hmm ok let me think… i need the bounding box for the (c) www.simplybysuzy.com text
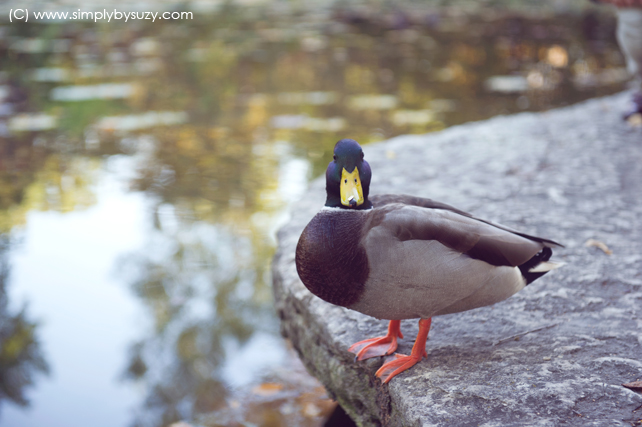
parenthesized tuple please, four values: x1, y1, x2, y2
(9, 8, 194, 23)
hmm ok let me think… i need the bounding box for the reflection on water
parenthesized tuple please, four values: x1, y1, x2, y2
(0, 2, 628, 426)
(0, 235, 49, 409)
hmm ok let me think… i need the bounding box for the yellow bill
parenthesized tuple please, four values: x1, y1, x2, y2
(340, 167, 364, 207)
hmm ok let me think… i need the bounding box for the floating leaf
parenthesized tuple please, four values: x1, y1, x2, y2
(251, 382, 284, 396)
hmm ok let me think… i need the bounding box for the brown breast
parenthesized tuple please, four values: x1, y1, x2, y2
(295, 209, 370, 307)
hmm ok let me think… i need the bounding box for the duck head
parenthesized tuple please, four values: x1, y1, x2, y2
(325, 139, 373, 209)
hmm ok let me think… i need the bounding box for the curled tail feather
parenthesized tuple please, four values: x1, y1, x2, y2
(519, 247, 564, 284)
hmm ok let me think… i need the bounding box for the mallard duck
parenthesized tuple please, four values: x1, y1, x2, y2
(295, 138, 563, 383)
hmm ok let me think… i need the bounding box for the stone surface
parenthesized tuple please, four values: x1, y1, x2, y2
(272, 93, 642, 427)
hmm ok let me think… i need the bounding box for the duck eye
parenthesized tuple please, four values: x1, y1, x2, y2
(361, 152, 364, 159)
(333, 155, 337, 161)
(354, 178, 357, 183)
(344, 179, 347, 183)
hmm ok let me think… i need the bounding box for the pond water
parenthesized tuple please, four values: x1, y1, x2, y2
(0, 2, 628, 426)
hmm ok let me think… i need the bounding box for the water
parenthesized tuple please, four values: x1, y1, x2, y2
(0, 2, 628, 426)
(5, 156, 148, 427)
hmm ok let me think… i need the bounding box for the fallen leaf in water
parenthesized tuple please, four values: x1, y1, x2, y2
(252, 382, 284, 396)
(302, 402, 322, 417)
(584, 239, 612, 255)
(623, 381, 642, 392)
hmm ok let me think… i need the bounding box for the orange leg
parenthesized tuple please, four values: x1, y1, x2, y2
(348, 320, 403, 361)
(376, 318, 432, 384)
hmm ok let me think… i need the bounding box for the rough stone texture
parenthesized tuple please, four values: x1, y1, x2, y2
(272, 93, 642, 427)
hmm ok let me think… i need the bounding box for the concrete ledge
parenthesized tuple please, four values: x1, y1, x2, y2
(272, 93, 642, 426)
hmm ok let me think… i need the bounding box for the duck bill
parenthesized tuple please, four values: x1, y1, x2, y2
(340, 167, 364, 208)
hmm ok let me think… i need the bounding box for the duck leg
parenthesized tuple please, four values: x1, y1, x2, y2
(348, 320, 403, 361)
(376, 318, 432, 384)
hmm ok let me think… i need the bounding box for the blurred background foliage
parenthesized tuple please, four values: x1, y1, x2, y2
(0, 0, 631, 426)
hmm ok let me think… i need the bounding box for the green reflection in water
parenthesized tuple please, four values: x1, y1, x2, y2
(0, 2, 628, 425)
(0, 235, 49, 409)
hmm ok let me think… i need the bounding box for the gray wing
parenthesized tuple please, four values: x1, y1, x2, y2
(371, 203, 549, 268)
(370, 194, 562, 251)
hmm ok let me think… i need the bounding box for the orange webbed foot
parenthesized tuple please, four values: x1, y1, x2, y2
(349, 335, 399, 361)
(348, 320, 402, 361)
(375, 318, 432, 384)
(376, 353, 424, 383)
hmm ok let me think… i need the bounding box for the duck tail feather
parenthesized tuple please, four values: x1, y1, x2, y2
(519, 247, 564, 285)
(528, 261, 565, 273)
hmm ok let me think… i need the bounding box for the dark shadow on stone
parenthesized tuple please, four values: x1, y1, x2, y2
(325, 404, 358, 427)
